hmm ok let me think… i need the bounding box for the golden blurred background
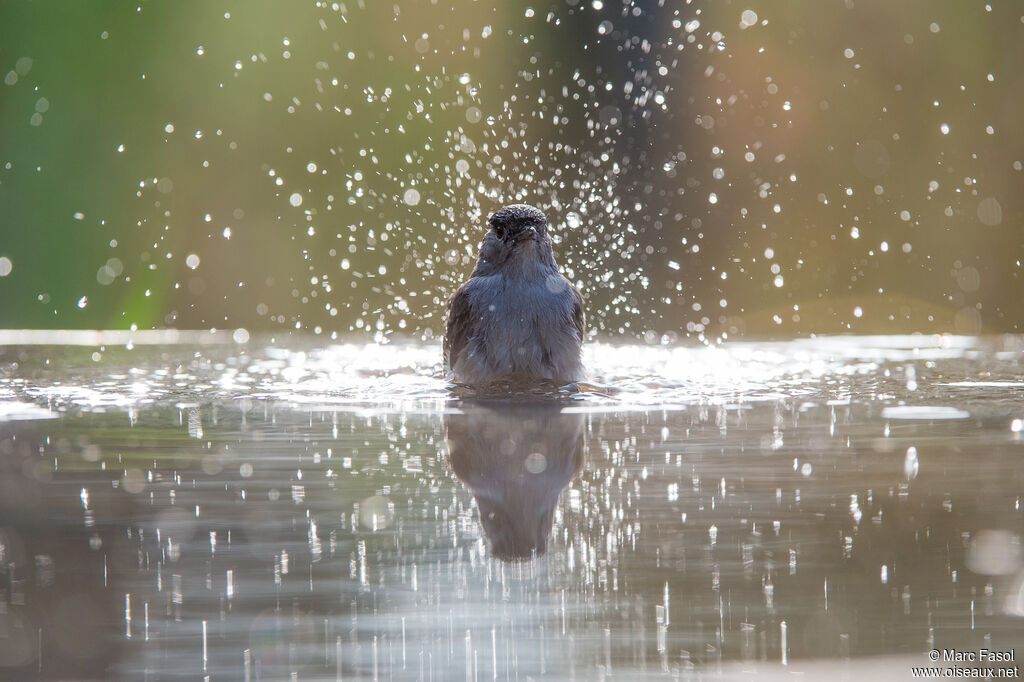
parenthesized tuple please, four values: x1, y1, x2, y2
(0, 1, 1021, 340)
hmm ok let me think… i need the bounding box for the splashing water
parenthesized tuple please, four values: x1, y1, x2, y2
(0, 3, 1020, 342)
(1, 332, 1023, 678)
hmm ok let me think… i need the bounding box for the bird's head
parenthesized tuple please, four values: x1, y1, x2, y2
(488, 204, 548, 244)
(477, 204, 556, 271)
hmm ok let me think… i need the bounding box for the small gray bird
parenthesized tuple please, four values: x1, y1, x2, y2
(444, 204, 586, 385)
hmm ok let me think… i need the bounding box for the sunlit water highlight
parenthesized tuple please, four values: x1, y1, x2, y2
(1, 333, 1022, 679)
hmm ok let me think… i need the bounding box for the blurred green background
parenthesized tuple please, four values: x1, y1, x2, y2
(0, 0, 1021, 340)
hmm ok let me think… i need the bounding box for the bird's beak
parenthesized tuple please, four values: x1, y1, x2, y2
(512, 226, 537, 243)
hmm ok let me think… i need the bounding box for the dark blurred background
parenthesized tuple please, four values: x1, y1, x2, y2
(1, 0, 1021, 341)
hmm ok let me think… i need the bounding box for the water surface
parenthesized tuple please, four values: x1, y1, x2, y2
(1, 333, 1022, 680)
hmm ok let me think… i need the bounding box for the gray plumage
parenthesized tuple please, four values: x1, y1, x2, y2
(444, 204, 586, 385)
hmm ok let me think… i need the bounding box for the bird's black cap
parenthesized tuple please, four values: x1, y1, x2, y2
(488, 204, 547, 228)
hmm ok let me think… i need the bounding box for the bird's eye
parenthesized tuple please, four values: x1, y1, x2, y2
(493, 224, 505, 238)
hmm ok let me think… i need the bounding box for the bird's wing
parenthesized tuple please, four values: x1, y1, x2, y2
(570, 282, 586, 342)
(444, 285, 473, 374)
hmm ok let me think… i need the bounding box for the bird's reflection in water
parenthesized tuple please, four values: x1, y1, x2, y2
(445, 400, 585, 561)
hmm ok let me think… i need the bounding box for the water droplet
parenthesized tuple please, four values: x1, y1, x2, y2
(524, 452, 547, 473)
(904, 447, 919, 480)
(289, 192, 303, 207)
(977, 197, 1002, 226)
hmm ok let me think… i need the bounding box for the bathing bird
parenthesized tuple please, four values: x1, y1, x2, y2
(443, 204, 586, 385)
